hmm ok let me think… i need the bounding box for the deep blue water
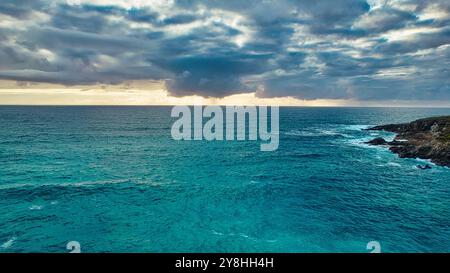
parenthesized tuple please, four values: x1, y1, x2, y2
(0, 106, 449, 253)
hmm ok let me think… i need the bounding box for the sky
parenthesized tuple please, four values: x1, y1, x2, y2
(0, 0, 449, 106)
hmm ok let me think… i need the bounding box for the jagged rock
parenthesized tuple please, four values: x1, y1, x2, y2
(365, 137, 388, 145)
(366, 116, 450, 168)
(387, 140, 407, 146)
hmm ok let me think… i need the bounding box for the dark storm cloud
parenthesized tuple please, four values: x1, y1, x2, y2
(50, 6, 113, 33)
(161, 14, 198, 25)
(0, 0, 449, 101)
(163, 53, 270, 97)
(24, 27, 148, 53)
(0, 0, 45, 18)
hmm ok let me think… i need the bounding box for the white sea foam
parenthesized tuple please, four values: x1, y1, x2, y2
(412, 159, 442, 170)
(387, 162, 402, 167)
(1, 237, 16, 249)
(29, 205, 43, 210)
(345, 131, 396, 148)
(211, 230, 258, 241)
(287, 124, 378, 140)
(346, 138, 380, 148)
(238, 233, 252, 239)
(320, 129, 352, 138)
(343, 125, 373, 131)
(0, 179, 131, 191)
(415, 158, 434, 164)
(71, 179, 131, 187)
(243, 180, 261, 187)
(284, 130, 319, 137)
(211, 230, 225, 236)
(413, 157, 443, 168)
(285, 128, 351, 138)
(377, 161, 402, 167)
(134, 180, 170, 187)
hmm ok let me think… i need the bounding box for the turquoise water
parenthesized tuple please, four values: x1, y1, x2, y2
(0, 106, 449, 253)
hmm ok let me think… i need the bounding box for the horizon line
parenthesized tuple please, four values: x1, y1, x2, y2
(1, 104, 450, 108)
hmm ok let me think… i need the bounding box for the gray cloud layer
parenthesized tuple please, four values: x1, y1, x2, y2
(0, 0, 449, 101)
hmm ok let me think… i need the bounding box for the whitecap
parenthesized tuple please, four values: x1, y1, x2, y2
(414, 158, 434, 164)
(0, 179, 131, 191)
(71, 179, 131, 187)
(344, 132, 396, 148)
(387, 162, 402, 167)
(285, 128, 351, 138)
(318, 129, 352, 137)
(413, 158, 445, 169)
(238, 233, 258, 241)
(29, 205, 43, 210)
(346, 138, 381, 148)
(284, 130, 318, 137)
(342, 125, 373, 131)
(211, 230, 225, 236)
(244, 180, 260, 186)
(134, 180, 169, 187)
(1, 237, 16, 249)
(211, 230, 256, 241)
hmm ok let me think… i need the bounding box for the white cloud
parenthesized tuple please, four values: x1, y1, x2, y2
(64, 0, 174, 10)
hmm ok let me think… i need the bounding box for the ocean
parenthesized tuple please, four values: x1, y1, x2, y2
(0, 106, 449, 253)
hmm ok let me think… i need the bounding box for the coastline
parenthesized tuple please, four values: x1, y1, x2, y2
(366, 116, 450, 168)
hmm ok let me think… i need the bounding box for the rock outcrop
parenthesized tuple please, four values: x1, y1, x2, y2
(365, 137, 388, 146)
(366, 116, 450, 167)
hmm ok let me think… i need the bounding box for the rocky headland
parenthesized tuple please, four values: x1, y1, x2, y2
(365, 116, 450, 168)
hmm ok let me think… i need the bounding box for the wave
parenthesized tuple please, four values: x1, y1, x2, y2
(414, 158, 434, 164)
(387, 162, 402, 167)
(285, 124, 376, 139)
(342, 125, 373, 131)
(413, 158, 444, 169)
(29, 205, 43, 210)
(211, 230, 225, 236)
(210, 230, 276, 243)
(210, 230, 256, 241)
(285, 131, 320, 137)
(0, 178, 173, 192)
(344, 131, 396, 148)
(1, 237, 16, 249)
(285, 129, 352, 138)
(376, 162, 402, 167)
(0, 179, 132, 191)
(345, 137, 379, 148)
